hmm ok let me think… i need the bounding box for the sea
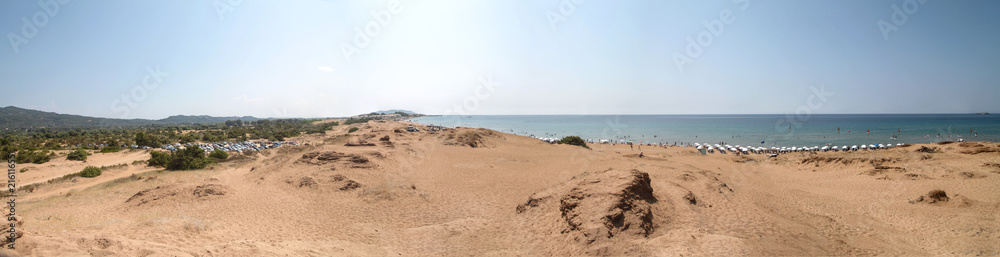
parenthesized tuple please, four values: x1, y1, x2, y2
(411, 114, 1000, 147)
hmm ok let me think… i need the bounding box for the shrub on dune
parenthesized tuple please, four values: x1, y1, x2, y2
(558, 136, 590, 149)
(209, 149, 229, 160)
(14, 149, 54, 164)
(67, 149, 89, 161)
(80, 166, 102, 178)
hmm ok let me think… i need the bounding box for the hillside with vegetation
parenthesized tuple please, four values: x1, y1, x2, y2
(0, 106, 261, 129)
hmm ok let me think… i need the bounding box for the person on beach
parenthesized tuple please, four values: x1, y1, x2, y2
(639, 151, 644, 158)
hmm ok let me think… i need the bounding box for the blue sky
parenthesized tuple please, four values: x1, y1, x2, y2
(1, 0, 998, 119)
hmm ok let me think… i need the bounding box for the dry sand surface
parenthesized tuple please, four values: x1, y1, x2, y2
(3, 121, 999, 256)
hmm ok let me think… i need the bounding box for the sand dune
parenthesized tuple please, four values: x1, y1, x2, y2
(4, 121, 999, 256)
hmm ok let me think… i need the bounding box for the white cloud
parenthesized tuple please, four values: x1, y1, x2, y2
(317, 66, 335, 72)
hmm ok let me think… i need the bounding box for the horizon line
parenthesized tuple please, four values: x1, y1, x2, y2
(4, 106, 995, 120)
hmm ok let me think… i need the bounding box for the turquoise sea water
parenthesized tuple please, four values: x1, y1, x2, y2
(412, 114, 1000, 147)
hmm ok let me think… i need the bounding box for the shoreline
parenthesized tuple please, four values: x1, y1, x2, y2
(406, 118, 996, 151)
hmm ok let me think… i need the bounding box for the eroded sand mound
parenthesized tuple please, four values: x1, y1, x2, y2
(516, 169, 657, 254)
(909, 189, 977, 207)
(286, 174, 363, 191)
(297, 151, 371, 168)
(442, 128, 504, 148)
(800, 156, 901, 166)
(959, 146, 1000, 154)
(125, 184, 229, 207)
(1, 215, 25, 247)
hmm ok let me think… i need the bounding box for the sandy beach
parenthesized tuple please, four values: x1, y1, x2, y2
(4, 120, 999, 256)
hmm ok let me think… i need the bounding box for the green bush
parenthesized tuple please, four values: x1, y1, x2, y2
(209, 149, 229, 160)
(80, 166, 102, 178)
(348, 127, 359, 133)
(14, 150, 54, 164)
(148, 151, 172, 168)
(67, 149, 89, 161)
(557, 136, 590, 149)
(166, 146, 212, 170)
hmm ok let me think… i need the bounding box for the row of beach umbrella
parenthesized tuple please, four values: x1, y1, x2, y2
(694, 143, 906, 154)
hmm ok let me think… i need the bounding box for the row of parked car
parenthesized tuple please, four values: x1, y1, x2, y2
(161, 140, 299, 153)
(72, 144, 152, 150)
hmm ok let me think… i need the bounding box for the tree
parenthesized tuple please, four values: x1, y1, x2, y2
(135, 132, 162, 148)
(148, 151, 172, 167)
(348, 127, 359, 133)
(180, 133, 199, 144)
(167, 146, 212, 170)
(67, 149, 89, 161)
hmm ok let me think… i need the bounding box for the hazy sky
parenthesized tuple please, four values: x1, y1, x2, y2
(2, 0, 998, 119)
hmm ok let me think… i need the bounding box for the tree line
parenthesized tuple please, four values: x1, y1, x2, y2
(1, 118, 338, 164)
